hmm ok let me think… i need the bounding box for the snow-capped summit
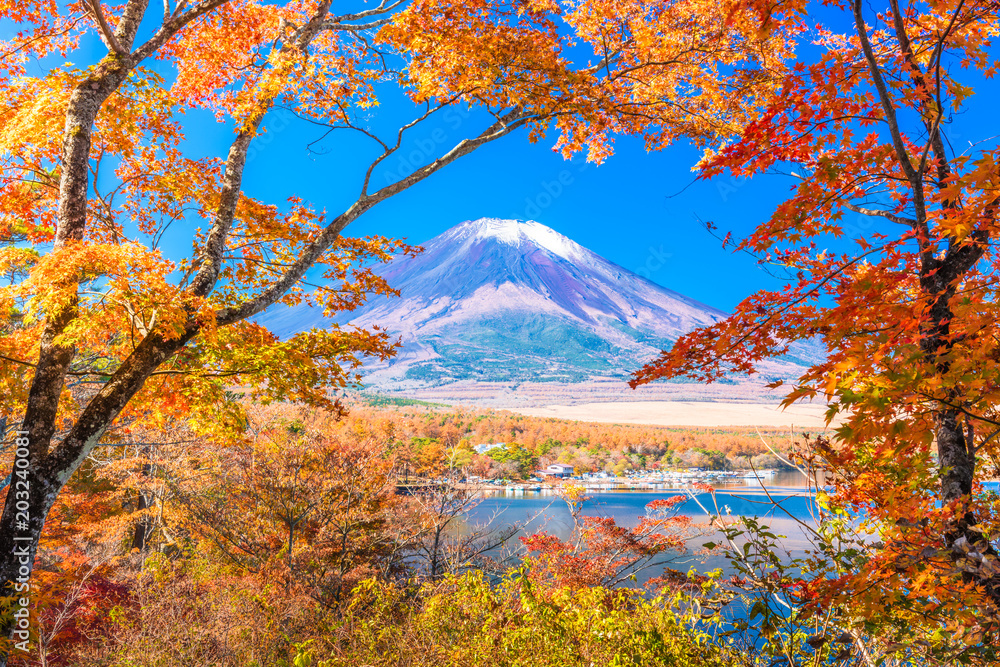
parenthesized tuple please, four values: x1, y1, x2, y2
(258, 218, 820, 388)
(446, 218, 586, 262)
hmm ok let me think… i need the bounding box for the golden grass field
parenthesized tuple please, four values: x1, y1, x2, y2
(510, 400, 836, 429)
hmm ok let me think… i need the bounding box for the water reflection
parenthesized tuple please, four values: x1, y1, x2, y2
(463, 471, 823, 582)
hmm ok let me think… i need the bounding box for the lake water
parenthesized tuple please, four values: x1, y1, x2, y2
(464, 471, 823, 581)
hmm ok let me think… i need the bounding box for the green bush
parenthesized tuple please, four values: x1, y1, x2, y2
(309, 571, 735, 667)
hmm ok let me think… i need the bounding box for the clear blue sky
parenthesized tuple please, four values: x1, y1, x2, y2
(14, 4, 999, 313)
(178, 96, 794, 313)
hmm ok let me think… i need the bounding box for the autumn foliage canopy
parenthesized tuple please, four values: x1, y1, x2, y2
(0, 0, 801, 661)
(7, 0, 1000, 664)
(633, 0, 1000, 648)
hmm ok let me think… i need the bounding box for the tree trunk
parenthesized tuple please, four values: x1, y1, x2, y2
(936, 409, 974, 502)
(0, 326, 194, 664)
(130, 463, 154, 552)
(0, 53, 136, 664)
(934, 407, 1000, 600)
(920, 250, 1000, 602)
(0, 451, 64, 659)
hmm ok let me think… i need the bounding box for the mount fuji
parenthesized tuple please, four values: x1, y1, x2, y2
(258, 218, 820, 395)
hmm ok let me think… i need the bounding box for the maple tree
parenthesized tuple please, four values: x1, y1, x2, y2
(163, 406, 411, 605)
(521, 483, 702, 589)
(0, 0, 801, 656)
(632, 0, 1000, 647)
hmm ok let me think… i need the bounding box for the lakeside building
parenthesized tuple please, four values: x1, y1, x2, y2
(537, 463, 575, 478)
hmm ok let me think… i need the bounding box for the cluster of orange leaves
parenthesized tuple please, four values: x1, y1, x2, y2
(521, 487, 696, 589)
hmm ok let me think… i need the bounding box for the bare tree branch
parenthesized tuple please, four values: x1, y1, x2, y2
(841, 202, 917, 226)
(83, 0, 127, 54)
